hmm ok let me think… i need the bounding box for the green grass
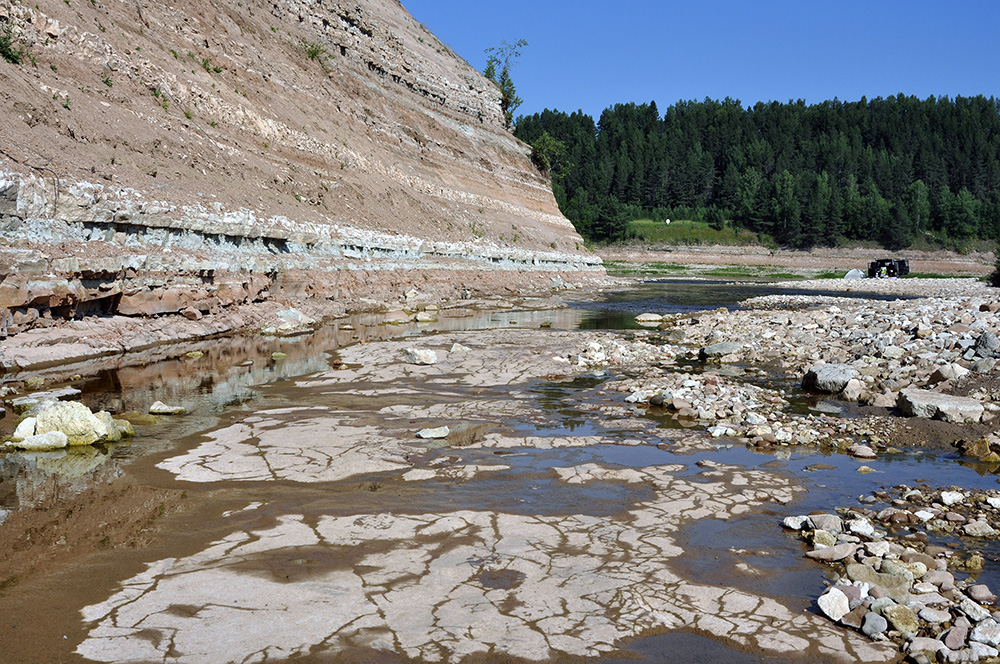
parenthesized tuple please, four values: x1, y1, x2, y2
(627, 218, 773, 247)
(603, 260, 687, 276)
(0, 21, 27, 65)
(701, 266, 803, 280)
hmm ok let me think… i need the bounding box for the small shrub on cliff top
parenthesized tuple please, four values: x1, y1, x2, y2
(0, 20, 28, 65)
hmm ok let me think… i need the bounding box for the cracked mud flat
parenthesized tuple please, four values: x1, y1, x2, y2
(69, 330, 897, 664)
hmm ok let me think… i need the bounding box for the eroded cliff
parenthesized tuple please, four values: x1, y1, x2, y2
(0, 0, 600, 357)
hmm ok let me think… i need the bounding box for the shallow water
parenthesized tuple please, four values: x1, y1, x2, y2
(0, 283, 992, 663)
(571, 279, 914, 329)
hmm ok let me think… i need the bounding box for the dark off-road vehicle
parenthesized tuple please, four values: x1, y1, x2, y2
(868, 259, 910, 278)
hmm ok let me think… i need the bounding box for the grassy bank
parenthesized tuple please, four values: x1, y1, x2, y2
(627, 219, 773, 246)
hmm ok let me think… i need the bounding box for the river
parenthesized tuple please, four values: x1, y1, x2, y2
(0, 280, 995, 663)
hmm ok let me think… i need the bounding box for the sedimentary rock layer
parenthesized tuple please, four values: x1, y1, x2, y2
(0, 0, 598, 339)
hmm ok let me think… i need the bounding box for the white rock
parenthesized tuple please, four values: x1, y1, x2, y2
(817, 587, 850, 621)
(34, 400, 111, 445)
(964, 520, 996, 537)
(773, 429, 793, 443)
(149, 401, 187, 415)
(919, 607, 951, 622)
(897, 388, 984, 423)
(840, 378, 865, 401)
(971, 619, 1000, 647)
(848, 444, 878, 459)
(782, 516, 810, 531)
(12, 416, 36, 442)
(849, 519, 876, 537)
(415, 426, 450, 439)
(941, 491, 966, 506)
(11, 430, 69, 451)
(274, 307, 315, 328)
(625, 391, 648, 404)
(961, 597, 993, 622)
(450, 343, 471, 353)
(971, 642, 1000, 659)
(403, 348, 437, 365)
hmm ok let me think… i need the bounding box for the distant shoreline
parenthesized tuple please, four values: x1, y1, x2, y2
(596, 244, 993, 278)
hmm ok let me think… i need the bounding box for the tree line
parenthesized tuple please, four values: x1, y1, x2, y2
(514, 95, 1000, 247)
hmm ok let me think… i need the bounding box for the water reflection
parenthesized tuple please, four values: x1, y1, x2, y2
(571, 279, 914, 329)
(0, 304, 592, 519)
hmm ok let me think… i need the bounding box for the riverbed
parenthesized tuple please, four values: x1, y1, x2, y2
(2, 279, 999, 663)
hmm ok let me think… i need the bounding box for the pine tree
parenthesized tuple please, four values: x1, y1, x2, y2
(483, 39, 527, 128)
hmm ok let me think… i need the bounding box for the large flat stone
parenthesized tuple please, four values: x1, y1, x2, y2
(846, 563, 911, 603)
(897, 388, 983, 423)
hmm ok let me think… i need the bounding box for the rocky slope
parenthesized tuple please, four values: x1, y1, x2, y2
(0, 0, 600, 353)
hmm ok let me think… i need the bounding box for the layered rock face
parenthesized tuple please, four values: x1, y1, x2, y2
(0, 0, 599, 339)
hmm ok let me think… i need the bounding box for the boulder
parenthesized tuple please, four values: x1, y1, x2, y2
(94, 411, 124, 442)
(968, 584, 997, 604)
(802, 364, 857, 393)
(897, 388, 984, 423)
(34, 401, 111, 445)
(275, 307, 315, 328)
(782, 515, 810, 531)
(960, 597, 992, 622)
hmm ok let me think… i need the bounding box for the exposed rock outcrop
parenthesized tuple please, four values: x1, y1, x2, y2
(0, 0, 602, 358)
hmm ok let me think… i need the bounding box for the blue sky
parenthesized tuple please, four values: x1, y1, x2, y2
(402, 1, 1000, 119)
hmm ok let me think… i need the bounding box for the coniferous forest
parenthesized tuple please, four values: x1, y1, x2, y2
(514, 96, 1000, 248)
